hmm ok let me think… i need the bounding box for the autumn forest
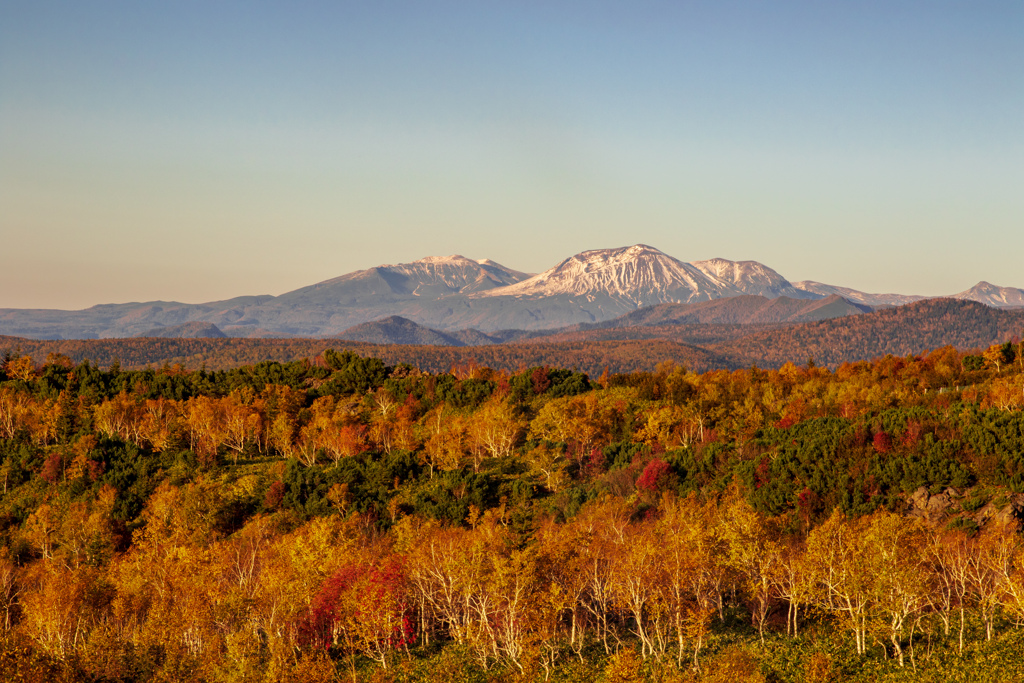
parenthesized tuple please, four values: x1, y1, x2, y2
(1, 339, 1024, 682)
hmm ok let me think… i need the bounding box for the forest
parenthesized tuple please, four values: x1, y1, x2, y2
(0, 335, 728, 376)
(0, 338, 1023, 681)
(4, 297, 1024, 377)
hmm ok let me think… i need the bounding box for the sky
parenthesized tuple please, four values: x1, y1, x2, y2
(1, 1, 1022, 309)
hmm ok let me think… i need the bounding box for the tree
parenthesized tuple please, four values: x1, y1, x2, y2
(656, 494, 725, 668)
(611, 518, 668, 660)
(140, 397, 181, 451)
(861, 513, 928, 667)
(720, 497, 780, 644)
(302, 395, 368, 465)
(93, 391, 145, 444)
(635, 404, 704, 451)
(262, 384, 306, 457)
(534, 517, 593, 656)
(466, 396, 524, 468)
(401, 519, 476, 646)
(925, 529, 973, 653)
(574, 497, 632, 655)
(222, 390, 263, 463)
(968, 519, 1017, 641)
(184, 395, 227, 462)
(983, 342, 1016, 372)
(0, 553, 18, 633)
(0, 387, 32, 440)
(301, 555, 413, 672)
(7, 355, 35, 382)
(419, 404, 466, 477)
(369, 388, 399, 455)
(523, 443, 569, 493)
(773, 537, 812, 637)
(529, 392, 627, 465)
(806, 510, 872, 655)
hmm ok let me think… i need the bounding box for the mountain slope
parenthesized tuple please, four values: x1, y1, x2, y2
(138, 322, 226, 339)
(714, 298, 1024, 368)
(589, 295, 871, 327)
(1, 246, 1022, 339)
(4, 299, 1023, 374)
(951, 282, 1024, 308)
(792, 281, 925, 308)
(691, 258, 816, 299)
(337, 316, 469, 346)
(278, 255, 531, 307)
(477, 245, 738, 304)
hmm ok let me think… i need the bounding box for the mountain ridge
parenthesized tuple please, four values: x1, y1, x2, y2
(4, 298, 1022, 376)
(951, 281, 1024, 308)
(1, 245, 1022, 339)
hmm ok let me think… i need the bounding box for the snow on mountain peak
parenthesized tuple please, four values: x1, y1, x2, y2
(952, 281, 1024, 308)
(379, 255, 529, 295)
(410, 254, 469, 265)
(691, 258, 816, 299)
(791, 281, 926, 308)
(477, 244, 734, 305)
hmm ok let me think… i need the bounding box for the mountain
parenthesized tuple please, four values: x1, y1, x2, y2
(137, 322, 226, 339)
(278, 255, 531, 307)
(337, 316, 511, 347)
(691, 258, 817, 299)
(1, 245, 1021, 339)
(584, 294, 872, 327)
(477, 245, 741, 305)
(270, 246, 835, 334)
(792, 280, 1024, 310)
(714, 298, 1024, 368)
(336, 295, 874, 348)
(0, 297, 273, 340)
(0, 256, 533, 339)
(338, 316, 467, 346)
(241, 255, 535, 336)
(791, 281, 925, 308)
(951, 282, 1024, 309)
(5, 299, 1022, 376)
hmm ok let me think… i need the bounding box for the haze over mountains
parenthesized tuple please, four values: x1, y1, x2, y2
(0, 244, 1021, 340)
(335, 295, 876, 348)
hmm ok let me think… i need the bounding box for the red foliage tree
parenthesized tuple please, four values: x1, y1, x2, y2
(795, 487, 821, 527)
(299, 557, 414, 664)
(40, 453, 63, 485)
(531, 366, 552, 394)
(872, 430, 892, 454)
(636, 458, 675, 493)
(264, 480, 285, 510)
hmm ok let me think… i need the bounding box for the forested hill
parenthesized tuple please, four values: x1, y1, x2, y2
(712, 298, 1024, 367)
(2, 298, 1023, 374)
(0, 336, 734, 375)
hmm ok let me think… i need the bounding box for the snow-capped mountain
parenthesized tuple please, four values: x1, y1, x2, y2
(276, 254, 532, 307)
(951, 282, 1024, 309)
(691, 258, 817, 299)
(792, 280, 1024, 309)
(476, 244, 741, 306)
(791, 281, 926, 308)
(2, 245, 1022, 339)
(387, 255, 532, 295)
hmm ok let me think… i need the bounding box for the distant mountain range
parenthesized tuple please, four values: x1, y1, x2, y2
(4, 298, 1023, 375)
(0, 244, 1021, 339)
(334, 295, 875, 347)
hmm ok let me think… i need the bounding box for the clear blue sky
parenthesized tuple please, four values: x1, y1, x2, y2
(2, 1, 1021, 308)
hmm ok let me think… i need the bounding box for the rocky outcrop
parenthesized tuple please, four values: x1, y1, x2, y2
(907, 486, 962, 524)
(906, 486, 1024, 528)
